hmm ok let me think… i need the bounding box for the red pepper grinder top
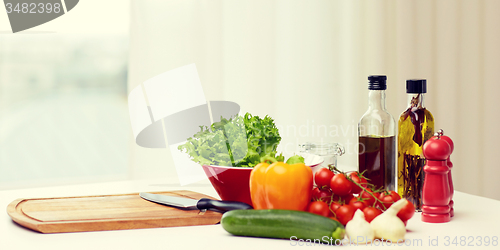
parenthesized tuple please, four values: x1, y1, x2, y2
(423, 130, 452, 160)
(421, 129, 452, 223)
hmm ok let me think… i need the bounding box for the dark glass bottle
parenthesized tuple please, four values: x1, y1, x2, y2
(358, 75, 396, 191)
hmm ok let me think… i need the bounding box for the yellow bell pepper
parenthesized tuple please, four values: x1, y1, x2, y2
(249, 159, 313, 211)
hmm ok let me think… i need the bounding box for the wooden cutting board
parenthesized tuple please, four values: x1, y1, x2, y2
(7, 190, 223, 234)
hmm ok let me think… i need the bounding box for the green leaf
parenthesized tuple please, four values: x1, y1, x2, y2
(177, 112, 281, 168)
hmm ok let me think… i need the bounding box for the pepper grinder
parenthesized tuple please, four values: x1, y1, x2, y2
(421, 130, 452, 223)
(438, 130, 455, 217)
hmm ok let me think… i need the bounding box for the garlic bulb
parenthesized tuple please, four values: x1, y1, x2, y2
(370, 198, 408, 242)
(345, 209, 374, 244)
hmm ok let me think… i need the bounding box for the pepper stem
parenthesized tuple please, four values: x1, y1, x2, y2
(260, 155, 278, 164)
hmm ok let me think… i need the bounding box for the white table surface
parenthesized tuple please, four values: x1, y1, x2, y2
(1, 178, 499, 250)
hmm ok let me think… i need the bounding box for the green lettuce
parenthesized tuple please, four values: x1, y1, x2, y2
(178, 113, 281, 167)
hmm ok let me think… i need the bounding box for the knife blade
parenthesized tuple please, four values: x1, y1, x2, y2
(139, 192, 253, 213)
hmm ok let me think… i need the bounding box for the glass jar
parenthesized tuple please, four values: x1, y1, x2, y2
(299, 142, 344, 172)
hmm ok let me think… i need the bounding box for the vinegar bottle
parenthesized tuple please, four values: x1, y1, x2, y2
(397, 79, 434, 210)
(358, 75, 396, 191)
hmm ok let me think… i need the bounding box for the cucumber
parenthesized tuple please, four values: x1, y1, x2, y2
(221, 209, 345, 241)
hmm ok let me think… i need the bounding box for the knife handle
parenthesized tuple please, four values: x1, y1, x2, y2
(197, 198, 253, 212)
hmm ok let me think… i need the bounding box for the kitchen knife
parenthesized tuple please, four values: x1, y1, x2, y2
(139, 192, 253, 213)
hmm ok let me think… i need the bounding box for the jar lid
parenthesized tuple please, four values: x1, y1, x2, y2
(368, 75, 387, 90)
(406, 79, 427, 93)
(299, 142, 345, 156)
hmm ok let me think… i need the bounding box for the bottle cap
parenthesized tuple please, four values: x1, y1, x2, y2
(368, 75, 387, 90)
(406, 79, 427, 93)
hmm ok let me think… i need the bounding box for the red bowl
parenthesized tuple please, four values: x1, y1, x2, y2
(201, 154, 324, 206)
(201, 165, 253, 205)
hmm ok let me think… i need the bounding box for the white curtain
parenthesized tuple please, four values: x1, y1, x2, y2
(128, 0, 500, 200)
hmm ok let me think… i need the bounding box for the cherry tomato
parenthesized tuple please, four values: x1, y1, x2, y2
(360, 188, 379, 207)
(335, 204, 355, 225)
(312, 187, 321, 198)
(388, 191, 401, 201)
(378, 196, 394, 210)
(312, 187, 332, 203)
(330, 173, 352, 196)
(348, 172, 368, 194)
(378, 191, 401, 209)
(340, 193, 354, 204)
(328, 216, 340, 223)
(363, 206, 383, 223)
(330, 201, 343, 213)
(307, 201, 330, 217)
(349, 197, 368, 211)
(314, 168, 334, 188)
(331, 193, 353, 205)
(397, 200, 416, 222)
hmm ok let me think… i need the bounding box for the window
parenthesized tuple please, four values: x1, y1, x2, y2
(0, 0, 131, 189)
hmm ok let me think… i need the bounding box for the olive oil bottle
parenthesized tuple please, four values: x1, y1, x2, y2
(397, 79, 434, 210)
(358, 75, 396, 191)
